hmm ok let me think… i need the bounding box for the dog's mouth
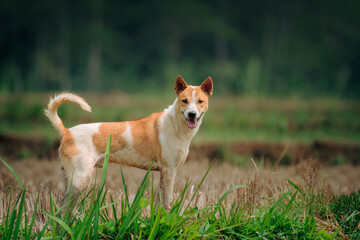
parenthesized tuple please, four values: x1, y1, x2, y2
(182, 112, 203, 129)
(186, 118, 197, 129)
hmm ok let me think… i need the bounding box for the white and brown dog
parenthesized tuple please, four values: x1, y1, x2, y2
(45, 76, 213, 209)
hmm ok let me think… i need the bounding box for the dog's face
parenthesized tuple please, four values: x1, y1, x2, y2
(174, 75, 213, 129)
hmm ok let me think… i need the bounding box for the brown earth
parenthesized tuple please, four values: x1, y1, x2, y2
(1, 133, 359, 165)
(1, 136, 360, 229)
(195, 140, 360, 166)
(1, 155, 360, 229)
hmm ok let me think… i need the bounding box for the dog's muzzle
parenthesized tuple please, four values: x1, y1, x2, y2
(183, 111, 203, 129)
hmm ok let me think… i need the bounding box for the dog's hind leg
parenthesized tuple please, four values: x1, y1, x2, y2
(60, 158, 96, 212)
(61, 180, 81, 213)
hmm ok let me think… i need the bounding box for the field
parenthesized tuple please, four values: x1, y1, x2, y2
(1, 93, 360, 238)
(1, 93, 360, 143)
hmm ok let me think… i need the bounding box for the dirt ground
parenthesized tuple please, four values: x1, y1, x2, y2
(1, 156, 360, 230)
(1, 157, 359, 200)
(2, 132, 360, 166)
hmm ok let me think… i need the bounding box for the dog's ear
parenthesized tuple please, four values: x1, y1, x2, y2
(200, 77, 213, 96)
(174, 75, 187, 95)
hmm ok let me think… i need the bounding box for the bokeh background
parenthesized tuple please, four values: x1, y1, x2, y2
(0, 0, 360, 167)
(1, 0, 360, 97)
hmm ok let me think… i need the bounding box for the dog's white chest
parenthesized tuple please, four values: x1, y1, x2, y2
(159, 134, 190, 168)
(157, 107, 196, 169)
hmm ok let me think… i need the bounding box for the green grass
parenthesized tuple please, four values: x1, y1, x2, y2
(1, 136, 360, 239)
(329, 190, 360, 239)
(1, 93, 359, 144)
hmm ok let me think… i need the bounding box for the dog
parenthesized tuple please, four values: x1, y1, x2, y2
(45, 75, 213, 210)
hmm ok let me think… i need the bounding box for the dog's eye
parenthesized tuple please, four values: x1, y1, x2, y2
(198, 99, 204, 104)
(182, 99, 188, 104)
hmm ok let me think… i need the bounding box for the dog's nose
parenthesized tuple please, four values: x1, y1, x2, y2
(188, 112, 196, 119)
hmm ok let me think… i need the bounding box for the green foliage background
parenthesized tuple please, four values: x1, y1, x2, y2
(1, 0, 359, 97)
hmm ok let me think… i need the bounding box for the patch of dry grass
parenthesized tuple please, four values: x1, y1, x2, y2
(1, 156, 360, 231)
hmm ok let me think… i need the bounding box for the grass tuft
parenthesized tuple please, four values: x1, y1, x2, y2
(1, 145, 360, 238)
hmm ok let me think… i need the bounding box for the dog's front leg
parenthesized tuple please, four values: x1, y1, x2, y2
(160, 168, 175, 211)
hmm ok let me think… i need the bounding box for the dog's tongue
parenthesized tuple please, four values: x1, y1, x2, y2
(187, 119, 197, 129)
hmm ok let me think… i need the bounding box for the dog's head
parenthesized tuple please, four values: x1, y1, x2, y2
(174, 75, 213, 129)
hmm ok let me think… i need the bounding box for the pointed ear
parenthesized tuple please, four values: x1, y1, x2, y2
(200, 77, 213, 96)
(174, 75, 187, 95)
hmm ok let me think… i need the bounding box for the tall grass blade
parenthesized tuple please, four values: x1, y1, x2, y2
(12, 190, 26, 239)
(26, 193, 40, 240)
(99, 199, 122, 211)
(77, 135, 112, 240)
(100, 134, 112, 189)
(148, 206, 161, 240)
(93, 201, 100, 239)
(120, 167, 130, 207)
(62, 170, 78, 222)
(263, 191, 292, 226)
(49, 192, 57, 238)
(48, 191, 61, 217)
(288, 179, 305, 196)
(183, 159, 215, 213)
(0, 156, 24, 189)
(171, 182, 191, 214)
(76, 209, 94, 240)
(116, 163, 152, 239)
(274, 191, 298, 226)
(6, 210, 17, 240)
(218, 185, 249, 204)
(42, 210, 75, 240)
(111, 196, 118, 224)
(6, 192, 23, 240)
(37, 221, 52, 240)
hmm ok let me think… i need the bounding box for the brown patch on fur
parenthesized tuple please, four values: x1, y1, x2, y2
(194, 86, 209, 112)
(92, 122, 128, 153)
(60, 130, 78, 161)
(95, 157, 136, 168)
(129, 112, 163, 161)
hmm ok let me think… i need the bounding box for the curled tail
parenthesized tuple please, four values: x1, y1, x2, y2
(45, 92, 91, 137)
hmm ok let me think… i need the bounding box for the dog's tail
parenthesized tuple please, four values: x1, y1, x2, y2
(45, 92, 91, 137)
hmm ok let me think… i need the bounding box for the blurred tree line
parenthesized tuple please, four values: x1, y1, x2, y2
(0, 0, 359, 98)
